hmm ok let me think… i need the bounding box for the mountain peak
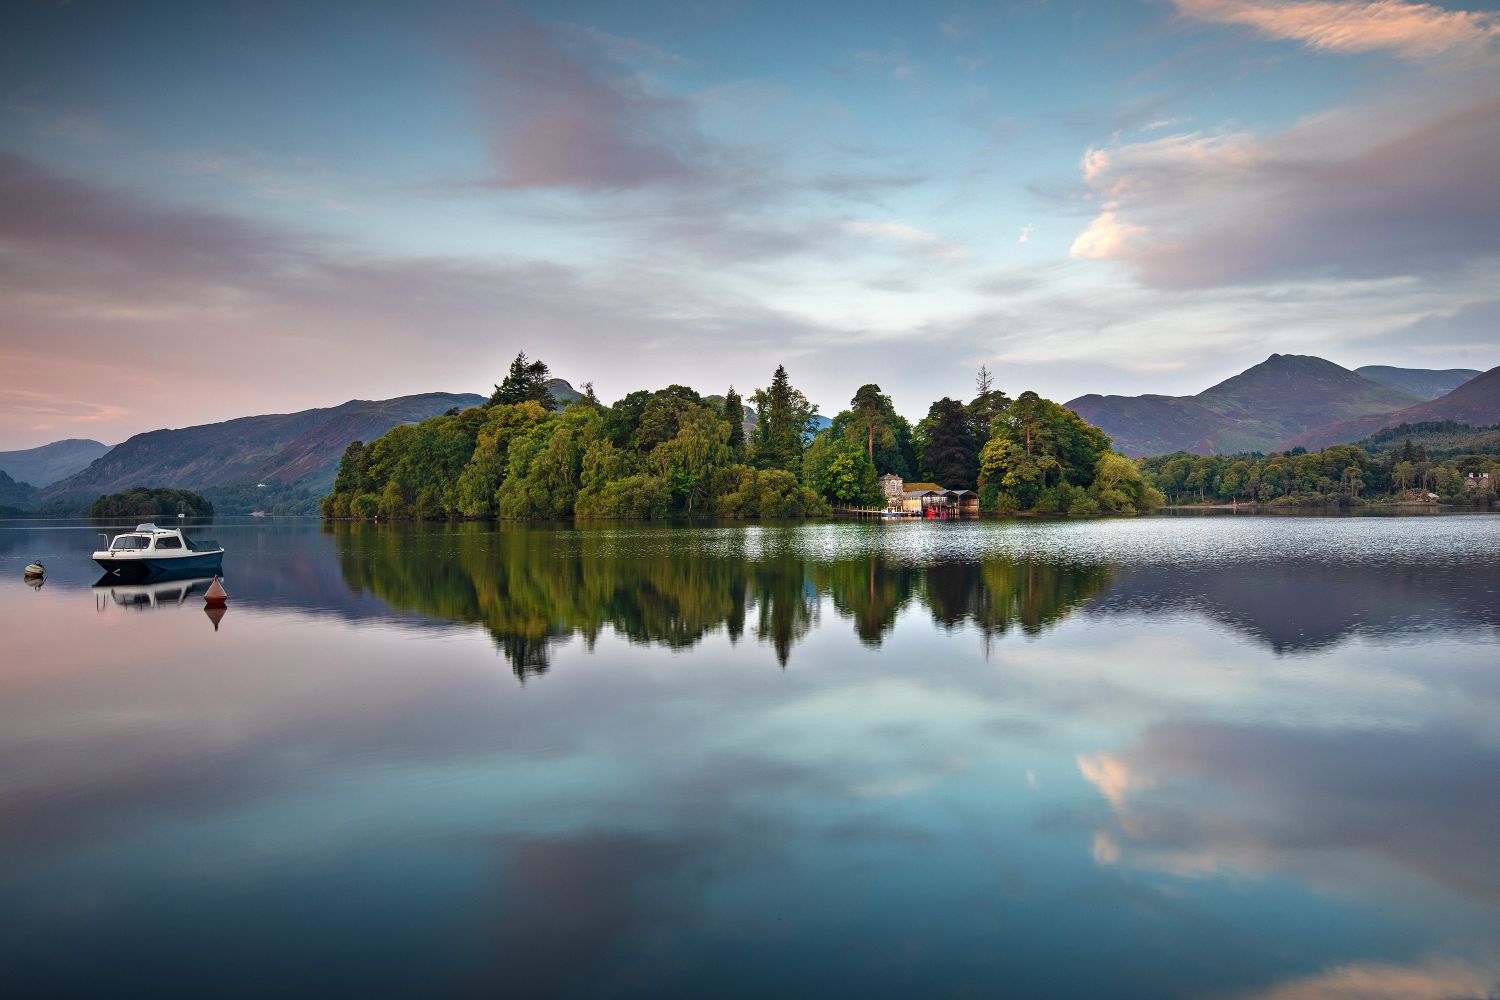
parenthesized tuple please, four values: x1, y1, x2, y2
(1068, 355, 1434, 457)
(1281, 364, 1500, 451)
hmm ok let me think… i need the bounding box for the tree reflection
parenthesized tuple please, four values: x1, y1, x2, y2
(329, 523, 1111, 677)
(816, 553, 919, 647)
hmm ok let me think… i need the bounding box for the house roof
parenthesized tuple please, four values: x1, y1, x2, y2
(902, 482, 943, 492)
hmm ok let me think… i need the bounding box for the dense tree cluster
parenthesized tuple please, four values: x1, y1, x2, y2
(1139, 442, 1500, 507)
(90, 487, 214, 520)
(324, 355, 827, 520)
(977, 391, 1162, 514)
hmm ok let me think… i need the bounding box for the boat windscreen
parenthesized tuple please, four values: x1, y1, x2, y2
(110, 536, 151, 550)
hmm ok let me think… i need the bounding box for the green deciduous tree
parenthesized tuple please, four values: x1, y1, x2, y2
(803, 435, 880, 507)
(978, 391, 1113, 512)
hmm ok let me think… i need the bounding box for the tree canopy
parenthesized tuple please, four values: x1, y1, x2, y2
(489, 352, 557, 409)
(751, 365, 819, 472)
(915, 397, 978, 490)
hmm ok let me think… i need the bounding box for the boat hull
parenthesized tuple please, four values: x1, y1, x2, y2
(94, 551, 223, 580)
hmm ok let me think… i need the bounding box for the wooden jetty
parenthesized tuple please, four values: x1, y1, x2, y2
(833, 507, 921, 518)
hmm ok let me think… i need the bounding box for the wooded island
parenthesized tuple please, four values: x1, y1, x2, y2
(321, 354, 1159, 520)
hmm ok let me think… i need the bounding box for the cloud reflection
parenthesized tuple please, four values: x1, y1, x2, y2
(1080, 721, 1500, 904)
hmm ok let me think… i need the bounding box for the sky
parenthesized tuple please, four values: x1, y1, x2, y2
(1, 0, 1497, 449)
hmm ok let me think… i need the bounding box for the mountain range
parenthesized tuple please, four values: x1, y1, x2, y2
(1352, 366, 1480, 400)
(0, 438, 112, 489)
(1284, 366, 1500, 452)
(0, 469, 36, 510)
(1067, 355, 1497, 457)
(38, 392, 484, 507)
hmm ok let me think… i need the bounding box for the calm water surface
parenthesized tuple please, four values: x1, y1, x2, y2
(2, 515, 1498, 998)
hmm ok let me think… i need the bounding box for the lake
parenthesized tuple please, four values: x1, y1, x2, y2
(2, 514, 1498, 999)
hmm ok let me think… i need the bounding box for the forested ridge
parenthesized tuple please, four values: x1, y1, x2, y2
(322, 355, 1161, 520)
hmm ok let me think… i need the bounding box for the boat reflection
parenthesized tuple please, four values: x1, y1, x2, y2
(93, 573, 217, 613)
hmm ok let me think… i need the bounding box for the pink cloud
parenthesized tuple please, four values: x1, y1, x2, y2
(1174, 0, 1500, 61)
(1070, 95, 1500, 287)
(1239, 957, 1500, 1000)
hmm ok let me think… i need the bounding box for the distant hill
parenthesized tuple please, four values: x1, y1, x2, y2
(1355, 366, 1480, 400)
(1283, 365, 1500, 452)
(0, 438, 111, 488)
(546, 378, 584, 406)
(41, 392, 485, 506)
(0, 468, 36, 508)
(1067, 355, 1422, 457)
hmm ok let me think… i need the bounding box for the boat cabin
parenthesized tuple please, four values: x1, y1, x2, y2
(106, 523, 193, 552)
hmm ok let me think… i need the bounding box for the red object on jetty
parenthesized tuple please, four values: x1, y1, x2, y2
(204, 576, 228, 606)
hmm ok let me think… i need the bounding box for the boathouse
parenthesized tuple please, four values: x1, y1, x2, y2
(895, 483, 980, 515)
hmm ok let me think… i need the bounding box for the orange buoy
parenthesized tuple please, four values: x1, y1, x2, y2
(204, 604, 226, 631)
(205, 576, 228, 606)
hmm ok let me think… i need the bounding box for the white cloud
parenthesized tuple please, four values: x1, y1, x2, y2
(844, 220, 967, 260)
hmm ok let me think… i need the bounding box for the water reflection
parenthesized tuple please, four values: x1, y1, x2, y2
(1092, 562, 1500, 653)
(327, 523, 1110, 676)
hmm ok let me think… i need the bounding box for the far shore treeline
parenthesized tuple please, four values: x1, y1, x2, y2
(1140, 438, 1500, 507)
(321, 353, 1161, 521)
(322, 354, 1500, 522)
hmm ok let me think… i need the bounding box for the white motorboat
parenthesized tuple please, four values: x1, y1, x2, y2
(93, 523, 224, 579)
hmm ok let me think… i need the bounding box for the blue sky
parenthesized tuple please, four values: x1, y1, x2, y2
(1, 0, 1497, 447)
